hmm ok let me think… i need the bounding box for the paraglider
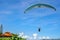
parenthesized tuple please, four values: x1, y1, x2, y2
(24, 3, 56, 13)
(24, 3, 56, 32)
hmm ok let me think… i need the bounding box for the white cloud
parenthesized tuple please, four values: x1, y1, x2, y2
(40, 36, 50, 39)
(22, 35, 29, 38)
(18, 32, 24, 37)
(33, 33, 38, 39)
(33, 33, 38, 37)
(18, 32, 51, 40)
(42, 36, 46, 39)
(46, 36, 50, 39)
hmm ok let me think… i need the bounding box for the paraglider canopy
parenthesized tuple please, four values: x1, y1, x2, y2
(24, 3, 56, 13)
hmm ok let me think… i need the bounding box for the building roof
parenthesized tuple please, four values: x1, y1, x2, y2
(0, 32, 12, 37)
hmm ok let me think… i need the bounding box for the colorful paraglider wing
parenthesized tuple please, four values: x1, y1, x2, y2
(24, 4, 56, 13)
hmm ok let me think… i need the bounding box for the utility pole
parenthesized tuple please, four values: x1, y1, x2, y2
(0, 24, 3, 34)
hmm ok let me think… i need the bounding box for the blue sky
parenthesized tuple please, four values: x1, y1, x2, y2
(0, 0, 60, 38)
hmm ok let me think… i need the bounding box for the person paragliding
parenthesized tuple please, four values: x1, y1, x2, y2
(38, 28, 40, 32)
(24, 3, 56, 32)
